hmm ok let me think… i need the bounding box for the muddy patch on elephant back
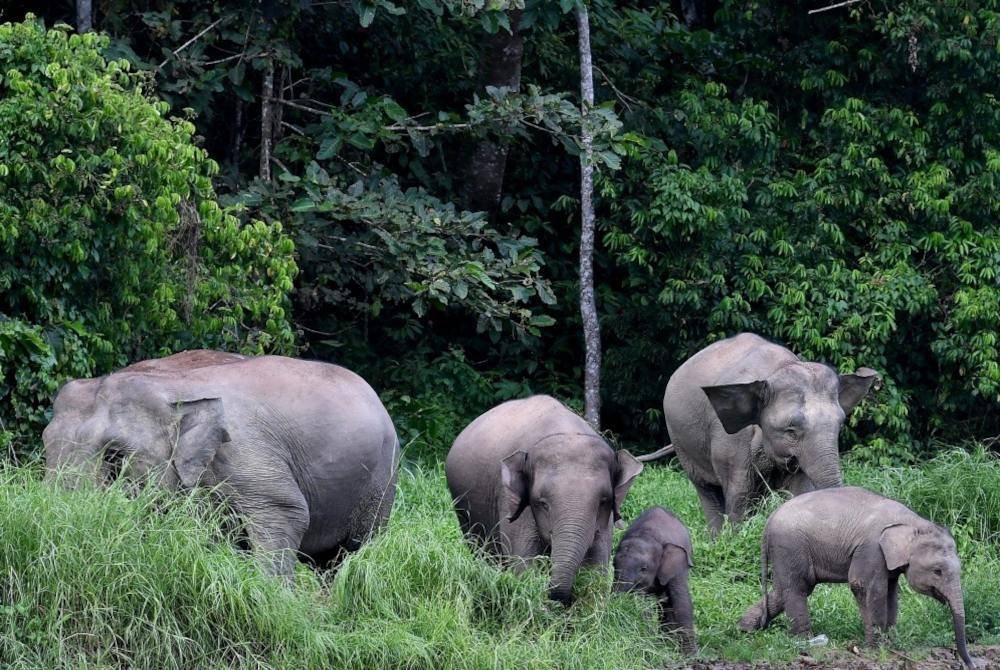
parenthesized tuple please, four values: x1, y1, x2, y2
(677, 645, 999, 670)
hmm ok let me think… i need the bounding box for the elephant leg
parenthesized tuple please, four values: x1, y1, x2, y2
(244, 504, 309, 579)
(849, 555, 888, 646)
(229, 476, 310, 580)
(723, 465, 756, 527)
(849, 579, 872, 643)
(504, 523, 543, 573)
(582, 530, 612, 567)
(783, 586, 812, 636)
(666, 578, 697, 654)
(886, 574, 900, 629)
(693, 483, 726, 537)
(866, 580, 889, 643)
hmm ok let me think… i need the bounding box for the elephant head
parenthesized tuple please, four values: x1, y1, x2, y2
(501, 437, 642, 605)
(881, 523, 973, 668)
(702, 364, 879, 490)
(43, 375, 230, 490)
(613, 535, 692, 594)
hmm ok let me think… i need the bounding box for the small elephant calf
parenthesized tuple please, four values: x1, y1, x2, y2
(614, 506, 697, 654)
(739, 486, 973, 669)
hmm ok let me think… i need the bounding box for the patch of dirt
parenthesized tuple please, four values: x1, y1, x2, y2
(679, 645, 1000, 670)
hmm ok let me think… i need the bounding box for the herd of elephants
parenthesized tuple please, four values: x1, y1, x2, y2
(40, 332, 975, 667)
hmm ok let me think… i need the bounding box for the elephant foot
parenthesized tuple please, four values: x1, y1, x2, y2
(739, 603, 765, 632)
(680, 635, 698, 656)
(864, 628, 890, 649)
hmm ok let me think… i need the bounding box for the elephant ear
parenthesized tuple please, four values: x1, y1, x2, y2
(612, 450, 643, 523)
(838, 367, 881, 414)
(703, 381, 770, 434)
(657, 543, 693, 586)
(879, 523, 915, 571)
(500, 451, 530, 523)
(170, 398, 230, 488)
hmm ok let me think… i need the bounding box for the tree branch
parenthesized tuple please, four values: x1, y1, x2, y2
(157, 18, 224, 71)
(808, 0, 862, 15)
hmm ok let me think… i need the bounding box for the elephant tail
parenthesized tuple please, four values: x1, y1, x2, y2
(636, 444, 674, 462)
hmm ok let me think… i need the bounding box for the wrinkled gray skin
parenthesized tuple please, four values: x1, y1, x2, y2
(445, 395, 643, 605)
(614, 507, 697, 654)
(739, 487, 973, 669)
(658, 333, 878, 535)
(43, 350, 399, 578)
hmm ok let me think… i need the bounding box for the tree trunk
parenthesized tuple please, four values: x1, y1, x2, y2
(259, 58, 275, 182)
(463, 10, 525, 214)
(577, 3, 601, 430)
(230, 100, 244, 167)
(76, 0, 93, 32)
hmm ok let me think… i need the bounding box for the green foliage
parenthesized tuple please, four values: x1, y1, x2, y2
(12, 0, 1000, 459)
(241, 169, 554, 342)
(0, 447, 996, 667)
(598, 1, 1000, 456)
(380, 349, 558, 462)
(0, 19, 296, 455)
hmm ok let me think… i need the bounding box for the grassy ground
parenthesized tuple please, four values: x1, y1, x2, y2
(0, 449, 997, 669)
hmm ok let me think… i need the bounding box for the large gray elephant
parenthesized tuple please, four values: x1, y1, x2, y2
(445, 395, 643, 605)
(642, 333, 878, 535)
(43, 350, 399, 577)
(739, 486, 974, 669)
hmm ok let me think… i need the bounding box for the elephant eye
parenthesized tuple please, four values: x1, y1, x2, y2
(933, 568, 943, 576)
(535, 499, 549, 510)
(639, 565, 647, 573)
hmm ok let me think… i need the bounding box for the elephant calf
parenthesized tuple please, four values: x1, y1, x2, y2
(614, 507, 696, 654)
(43, 350, 399, 578)
(446, 395, 643, 605)
(740, 486, 974, 668)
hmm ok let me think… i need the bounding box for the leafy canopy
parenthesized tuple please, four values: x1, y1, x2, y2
(0, 18, 296, 454)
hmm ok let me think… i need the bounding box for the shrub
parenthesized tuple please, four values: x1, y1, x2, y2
(0, 18, 297, 456)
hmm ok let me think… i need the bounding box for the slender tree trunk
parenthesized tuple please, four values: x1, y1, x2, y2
(76, 0, 93, 32)
(259, 58, 275, 182)
(576, 3, 601, 430)
(231, 100, 244, 167)
(463, 10, 525, 213)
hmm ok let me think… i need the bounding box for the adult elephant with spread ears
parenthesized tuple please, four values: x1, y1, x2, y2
(446, 395, 643, 606)
(42, 350, 399, 578)
(640, 333, 879, 536)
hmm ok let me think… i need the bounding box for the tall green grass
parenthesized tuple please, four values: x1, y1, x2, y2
(0, 448, 997, 668)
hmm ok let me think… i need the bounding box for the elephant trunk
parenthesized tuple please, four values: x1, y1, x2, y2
(548, 514, 594, 606)
(44, 442, 100, 490)
(797, 442, 842, 490)
(945, 587, 973, 669)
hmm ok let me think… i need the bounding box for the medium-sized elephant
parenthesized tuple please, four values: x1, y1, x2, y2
(43, 350, 399, 578)
(614, 506, 697, 654)
(445, 395, 643, 605)
(739, 486, 974, 669)
(644, 333, 879, 535)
